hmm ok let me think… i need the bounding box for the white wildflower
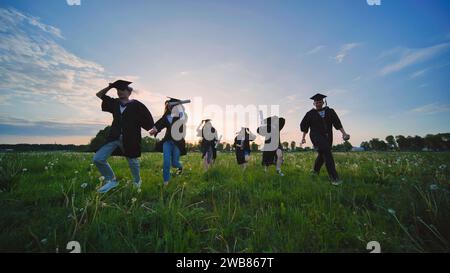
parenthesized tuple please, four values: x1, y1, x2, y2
(22, 168, 27, 172)
(388, 209, 396, 215)
(430, 184, 439, 191)
(81, 183, 88, 189)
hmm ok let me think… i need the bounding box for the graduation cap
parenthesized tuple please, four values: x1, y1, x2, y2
(166, 97, 180, 103)
(310, 93, 327, 101)
(111, 80, 133, 91)
(166, 97, 191, 107)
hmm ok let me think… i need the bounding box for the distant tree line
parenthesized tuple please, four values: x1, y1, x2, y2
(360, 133, 450, 151)
(1, 127, 448, 153)
(0, 144, 89, 152)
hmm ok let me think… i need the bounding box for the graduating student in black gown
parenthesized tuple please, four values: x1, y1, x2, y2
(93, 80, 154, 193)
(257, 116, 286, 176)
(233, 127, 256, 170)
(197, 119, 219, 170)
(300, 93, 350, 185)
(149, 98, 188, 186)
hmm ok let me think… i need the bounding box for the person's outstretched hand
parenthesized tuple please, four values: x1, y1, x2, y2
(149, 127, 158, 136)
(343, 133, 350, 141)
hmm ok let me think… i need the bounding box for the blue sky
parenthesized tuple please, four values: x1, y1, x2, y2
(0, 0, 449, 146)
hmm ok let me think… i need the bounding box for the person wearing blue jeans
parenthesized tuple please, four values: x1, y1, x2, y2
(94, 80, 154, 193)
(149, 97, 188, 186)
(93, 136, 141, 191)
(162, 140, 183, 183)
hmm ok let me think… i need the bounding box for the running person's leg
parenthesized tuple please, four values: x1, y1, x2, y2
(171, 142, 183, 173)
(126, 157, 141, 188)
(93, 140, 121, 193)
(162, 141, 172, 185)
(313, 151, 324, 174)
(276, 148, 284, 176)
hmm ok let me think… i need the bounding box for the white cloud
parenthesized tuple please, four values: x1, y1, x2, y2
(306, 45, 325, 55)
(410, 103, 450, 115)
(410, 68, 429, 79)
(380, 43, 450, 76)
(0, 7, 166, 128)
(333, 43, 361, 63)
(0, 8, 63, 38)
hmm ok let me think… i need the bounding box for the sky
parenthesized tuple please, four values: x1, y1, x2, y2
(0, 0, 449, 147)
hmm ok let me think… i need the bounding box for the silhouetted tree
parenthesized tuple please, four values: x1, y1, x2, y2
(369, 138, 388, 151)
(290, 141, 296, 151)
(225, 143, 231, 152)
(88, 126, 111, 152)
(385, 135, 397, 150)
(395, 135, 408, 151)
(360, 141, 371, 151)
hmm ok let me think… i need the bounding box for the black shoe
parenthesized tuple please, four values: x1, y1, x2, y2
(176, 168, 183, 175)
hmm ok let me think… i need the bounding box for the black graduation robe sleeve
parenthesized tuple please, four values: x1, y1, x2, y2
(101, 95, 116, 113)
(300, 112, 310, 133)
(330, 109, 343, 130)
(154, 116, 168, 132)
(137, 102, 154, 131)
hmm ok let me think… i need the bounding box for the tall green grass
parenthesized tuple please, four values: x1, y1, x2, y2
(0, 151, 449, 252)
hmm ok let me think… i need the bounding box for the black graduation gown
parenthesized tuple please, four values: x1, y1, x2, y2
(154, 114, 187, 156)
(300, 107, 343, 150)
(100, 95, 154, 158)
(233, 133, 252, 165)
(257, 117, 285, 166)
(200, 127, 218, 159)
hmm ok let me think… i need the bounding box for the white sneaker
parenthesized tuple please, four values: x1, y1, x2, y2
(97, 180, 118, 193)
(277, 170, 285, 177)
(163, 181, 169, 186)
(134, 180, 142, 189)
(331, 180, 343, 186)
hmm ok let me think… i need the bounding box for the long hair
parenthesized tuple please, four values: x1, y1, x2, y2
(163, 102, 170, 115)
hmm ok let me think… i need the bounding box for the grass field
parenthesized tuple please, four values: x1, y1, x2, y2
(0, 151, 449, 253)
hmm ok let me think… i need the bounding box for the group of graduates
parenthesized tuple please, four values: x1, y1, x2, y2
(93, 80, 350, 193)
